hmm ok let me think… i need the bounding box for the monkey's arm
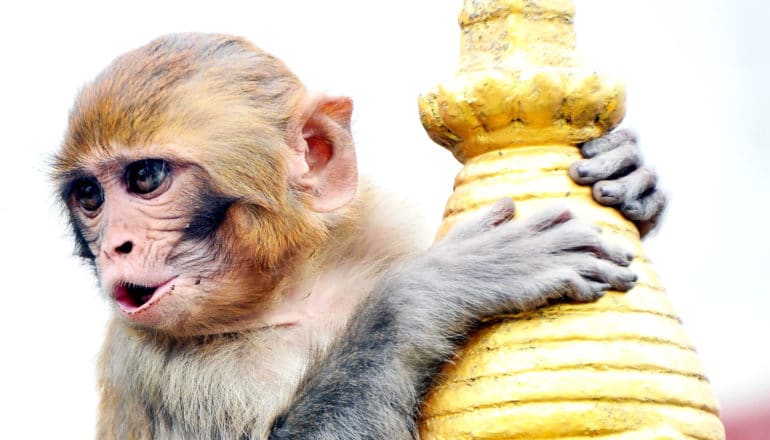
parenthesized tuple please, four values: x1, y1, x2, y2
(570, 129, 667, 237)
(269, 201, 636, 440)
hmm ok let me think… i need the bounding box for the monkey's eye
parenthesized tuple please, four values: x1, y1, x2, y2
(126, 159, 170, 195)
(73, 177, 104, 212)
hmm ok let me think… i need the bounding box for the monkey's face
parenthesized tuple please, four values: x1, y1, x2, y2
(61, 147, 276, 335)
(53, 33, 359, 336)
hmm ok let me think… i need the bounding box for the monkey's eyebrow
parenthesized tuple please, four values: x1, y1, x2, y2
(51, 155, 115, 184)
(54, 156, 177, 182)
(53, 168, 93, 197)
(52, 167, 90, 182)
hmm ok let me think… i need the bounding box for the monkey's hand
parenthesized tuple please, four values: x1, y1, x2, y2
(431, 199, 637, 311)
(269, 200, 635, 440)
(569, 128, 667, 237)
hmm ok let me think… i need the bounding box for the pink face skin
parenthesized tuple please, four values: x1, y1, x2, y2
(69, 154, 209, 330)
(64, 96, 358, 336)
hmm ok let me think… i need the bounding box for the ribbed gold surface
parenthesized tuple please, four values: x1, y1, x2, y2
(419, 146, 724, 439)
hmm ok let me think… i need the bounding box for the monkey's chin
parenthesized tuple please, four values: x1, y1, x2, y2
(113, 276, 178, 319)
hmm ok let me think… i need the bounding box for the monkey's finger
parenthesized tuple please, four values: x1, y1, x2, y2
(581, 128, 637, 158)
(577, 258, 637, 292)
(590, 238, 634, 267)
(621, 190, 667, 238)
(621, 189, 667, 223)
(592, 166, 658, 206)
(483, 198, 516, 228)
(588, 281, 612, 297)
(445, 198, 516, 240)
(569, 142, 641, 185)
(537, 221, 632, 267)
(523, 205, 574, 233)
(536, 220, 606, 254)
(543, 269, 603, 303)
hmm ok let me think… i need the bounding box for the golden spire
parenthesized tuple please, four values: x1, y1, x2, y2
(418, 1, 725, 438)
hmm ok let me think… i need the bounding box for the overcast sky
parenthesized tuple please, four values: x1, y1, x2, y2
(1, 0, 768, 437)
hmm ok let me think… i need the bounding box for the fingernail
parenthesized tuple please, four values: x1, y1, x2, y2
(600, 186, 617, 199)
(578, 165, 589, 178)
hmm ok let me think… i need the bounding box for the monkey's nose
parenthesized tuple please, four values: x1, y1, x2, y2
(115, 241, 134, 255)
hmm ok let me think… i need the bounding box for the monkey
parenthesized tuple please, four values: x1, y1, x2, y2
(52, 33, 664, 439)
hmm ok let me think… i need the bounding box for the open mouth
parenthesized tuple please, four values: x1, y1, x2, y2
(113, 277, 177, 313)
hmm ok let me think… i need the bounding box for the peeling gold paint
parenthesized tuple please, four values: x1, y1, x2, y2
(418, 1, 725, 438)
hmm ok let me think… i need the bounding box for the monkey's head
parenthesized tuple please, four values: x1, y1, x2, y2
(53, 33, 358, 336)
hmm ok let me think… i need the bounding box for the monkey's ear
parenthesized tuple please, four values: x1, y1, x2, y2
(291, 95, 358, 213)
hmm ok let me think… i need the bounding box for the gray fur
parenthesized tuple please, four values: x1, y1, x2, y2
(269, 200, 634, 439)
(572, 141, 640, 183)
(580, 129, 637, 158)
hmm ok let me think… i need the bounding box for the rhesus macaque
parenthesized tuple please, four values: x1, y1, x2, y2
(53, 33, 664, 439)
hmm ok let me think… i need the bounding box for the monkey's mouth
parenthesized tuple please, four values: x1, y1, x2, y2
(114, 277, 177, 313)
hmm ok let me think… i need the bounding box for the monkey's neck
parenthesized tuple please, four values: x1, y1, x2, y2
(261, 182, 430, 336)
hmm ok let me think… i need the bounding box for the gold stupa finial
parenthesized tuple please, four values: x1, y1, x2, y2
(420, 0, 625, 163)
(417, 1, 725, 438)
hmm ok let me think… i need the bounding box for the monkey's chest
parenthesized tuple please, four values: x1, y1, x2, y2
(101, 326, 310, 439)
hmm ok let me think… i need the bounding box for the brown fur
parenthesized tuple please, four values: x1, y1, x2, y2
(54, 33, 427, 438)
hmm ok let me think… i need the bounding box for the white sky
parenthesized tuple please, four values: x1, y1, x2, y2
(1, 0, 768, 437)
